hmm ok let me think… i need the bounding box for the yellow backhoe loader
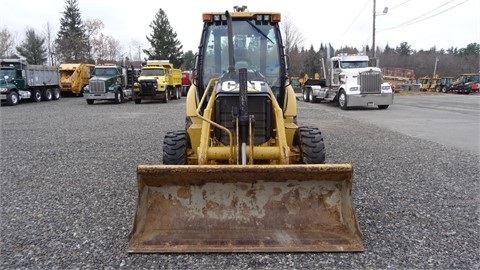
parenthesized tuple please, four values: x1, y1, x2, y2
(128, 6, 364, 253)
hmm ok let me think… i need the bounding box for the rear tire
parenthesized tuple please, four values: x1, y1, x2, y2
(294, 126, 326, 164)
(42, 89, 53, 101)
(309, 88, 317, 103)
(303, 88, 310, 102)
(163, 130, 189, 165)
(86, 99, 94, 105)
(174, 87, 181, 100)
(52, 88, 60, 100)
(31, 89, 42, 102)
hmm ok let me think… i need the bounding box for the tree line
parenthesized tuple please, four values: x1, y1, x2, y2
(286, 41, 479, 80)
(1, 0, 478, 79)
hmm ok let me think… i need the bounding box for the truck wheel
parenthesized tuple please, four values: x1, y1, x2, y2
(436, 86, 441, 92)
(176, 87, 181, 100)
(378, 105, 389, 110)
(303, 88, 310, 102)
(309, 88, 317, 103)
(31, 89, 42, 102)
(163, 91, 169, 103)
(6, 92, 19, 106)
(134, 99, 141, 104)
(43, 89, 53, 101)
(338, 90, 348, 110)
(52, 88, 60, 100)
(293, 126, 325, 164)
(114, 91, 124, 104)
(441, 86, 448, 93)
(86, 99, 94, 105)
(163, 130, 189, 165)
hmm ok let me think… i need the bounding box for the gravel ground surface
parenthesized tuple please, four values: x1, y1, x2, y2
(1, 96, 479, 269)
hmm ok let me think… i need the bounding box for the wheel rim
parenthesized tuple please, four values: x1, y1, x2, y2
(46, 90, 52, 99)
(303, 90, 308, 100)
(339, 93, 346, 107)
(36, 92, 41, 100)
(11, 94, 18, 104)
(309, 89, 313, 101)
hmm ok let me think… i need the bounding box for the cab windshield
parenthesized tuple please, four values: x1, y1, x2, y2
(201, 19, 281, 90)
(340, 61, 369, 69)
(141, 69, 165, 76)
(93, 68, 118, 76)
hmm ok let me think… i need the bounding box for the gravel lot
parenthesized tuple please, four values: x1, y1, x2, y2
(1, 96, 479, 269)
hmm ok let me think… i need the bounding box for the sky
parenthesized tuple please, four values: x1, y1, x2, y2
(1, 0, 478, 60)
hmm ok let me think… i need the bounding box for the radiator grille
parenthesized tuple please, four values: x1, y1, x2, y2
(358, 71, 382, 94)
(215, 94, 272, 146)
(139, 80, 157, 96)
(89, 80, 106, 93)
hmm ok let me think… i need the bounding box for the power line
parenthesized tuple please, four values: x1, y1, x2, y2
(334, 0, 370, 45)
(389, 0, 410, 10)
(379, 0, 469, 31)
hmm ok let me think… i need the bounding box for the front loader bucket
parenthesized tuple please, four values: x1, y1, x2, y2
(128, 164, 363, 253)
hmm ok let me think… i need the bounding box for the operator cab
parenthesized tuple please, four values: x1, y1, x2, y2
(196, 8, 286, 106)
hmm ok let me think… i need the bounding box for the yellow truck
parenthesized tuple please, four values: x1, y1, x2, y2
(59, 63, 94, 96)
(133, 60, 182, 104)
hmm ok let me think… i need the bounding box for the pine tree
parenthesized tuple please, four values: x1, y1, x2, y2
(16, 28, 47, 64)
(144, 8, 183, 67)
(55, 0, 89, 62)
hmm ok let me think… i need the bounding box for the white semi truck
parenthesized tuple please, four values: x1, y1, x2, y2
(302, 54, 393, 110)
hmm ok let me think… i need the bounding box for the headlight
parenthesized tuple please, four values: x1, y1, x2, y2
(381, 85, 392, 93)
(0, 87, 8, 93)
(349, 86, 359, 91)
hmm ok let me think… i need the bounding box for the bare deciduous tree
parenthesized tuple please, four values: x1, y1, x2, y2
(44, 22, 56, 65)
(0, 28, 16, 58)
(280, 14, 305, 55)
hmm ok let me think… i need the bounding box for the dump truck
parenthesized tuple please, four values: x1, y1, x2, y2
(128, 6, 363, 253)
(0, 58, 60, 106)
(59, 63, 94, 96)
(181, 70, 193, 96)
(303, 54, 393, 109)
(132, 60, 182, 103)
(83, 64, 134, 104)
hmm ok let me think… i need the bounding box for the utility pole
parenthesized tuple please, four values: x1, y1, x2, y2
(372, 0, 377, 59)
(433, 57, 439, 78)
(372, 0, 388, 62)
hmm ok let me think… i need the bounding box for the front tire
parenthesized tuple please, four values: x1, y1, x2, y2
(163, 90, 169, 103)
(6, 92, 19, 106)
(338, 90, 348, 110)
(293, 126, 326, 164)
(378, 105, 389, 110)
(86, 99, 94, 105)
(114, 90, 124, 104)
(163, 130, 189, 165)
